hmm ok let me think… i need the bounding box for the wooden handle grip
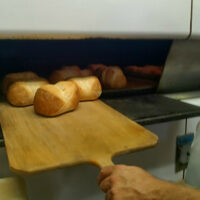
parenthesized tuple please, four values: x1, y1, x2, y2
(93, 156, 114, 168)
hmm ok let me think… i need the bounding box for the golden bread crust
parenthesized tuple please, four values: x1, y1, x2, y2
(6, 79, 48, 106)
(70, 76, 102, 101)
(102, 66, 127, 88)
(2, 71, 38, 93)
(49, 66, 81, 84)
(34, 81, 80, 116)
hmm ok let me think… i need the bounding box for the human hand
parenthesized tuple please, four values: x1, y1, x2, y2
(98, 165, 167, 200)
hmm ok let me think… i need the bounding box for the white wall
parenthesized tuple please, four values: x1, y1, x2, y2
(187, 117, 200, 135)
(114, 120, 185, 181)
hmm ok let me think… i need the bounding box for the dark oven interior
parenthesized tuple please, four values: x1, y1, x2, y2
(0, 39, 172, 97)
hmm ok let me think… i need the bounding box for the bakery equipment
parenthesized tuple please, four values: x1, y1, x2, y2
(0, 0, 192, 39)
(0, 1, 200, 199)
(158, 40, 200, 93)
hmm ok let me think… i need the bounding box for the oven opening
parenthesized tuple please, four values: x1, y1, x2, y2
(0, 39, 172, 97)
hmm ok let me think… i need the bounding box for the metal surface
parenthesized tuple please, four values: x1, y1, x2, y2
(102, 94, 200, 125)
(164, 91, 200, 100)
(191, 0, 200, 39)
(158, 40, 200, 93)
(0, 0, 191, 39)
(181, 97, 200, 107)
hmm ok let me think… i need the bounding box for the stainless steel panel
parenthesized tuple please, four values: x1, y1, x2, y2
(158, 40, 200, 93)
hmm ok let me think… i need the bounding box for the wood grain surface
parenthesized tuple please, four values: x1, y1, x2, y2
(0, 100, 158, 174)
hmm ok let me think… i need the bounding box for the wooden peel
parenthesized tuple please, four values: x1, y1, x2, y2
(0, 100, 158, 174)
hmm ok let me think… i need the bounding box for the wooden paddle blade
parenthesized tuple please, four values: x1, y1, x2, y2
(0, 100, 158, 174)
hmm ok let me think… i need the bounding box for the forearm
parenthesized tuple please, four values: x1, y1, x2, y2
(159, 180, 200, 200)
(98, 165, 200, 200)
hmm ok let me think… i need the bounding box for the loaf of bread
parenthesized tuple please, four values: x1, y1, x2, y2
(2, 71, 39, 94)
(61, 65, 80, 72)
(34, 81, 80, 116)
(101, 66, 127, 89)
(125, 65, 163, 79)
(6, 78, 48, 106)
(80, 69, 93, 77)
(70, 76, 102, 101)
(49, 66, 81, 84)
(88, 64, 107, 80)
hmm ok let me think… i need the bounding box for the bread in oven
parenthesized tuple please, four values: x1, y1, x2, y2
(80, 69, 93, 77)
(49, 65, 81, 84)
(101, 66, 127, 89)
(125, 65, 163, 79)
(88, 64, 107, 80)
(2, 71, 39, 94)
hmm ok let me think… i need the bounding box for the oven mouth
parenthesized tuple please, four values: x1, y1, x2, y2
(0, 39, 172, 97)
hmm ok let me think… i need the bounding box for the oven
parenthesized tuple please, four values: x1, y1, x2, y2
(0, 0, 200, 200)
(1, 38, 200, 200)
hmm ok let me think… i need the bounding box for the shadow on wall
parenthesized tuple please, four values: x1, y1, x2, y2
(0, 39, 172, 78)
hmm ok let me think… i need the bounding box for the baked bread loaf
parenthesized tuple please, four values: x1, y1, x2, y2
(34, 81, 80, 116)
(61, 65, 80, 72)
(80, 69, 93, 77)
(49, 66, 81, 84)
(88, 64, 107, 72)
(101, 66, 127, 89)
(2, 71, 39, 94)
(88, 64, 107, 80)
(70, 76, 102, 101)
(6, 78, 48, 106)
(125, 65, 163, 79)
